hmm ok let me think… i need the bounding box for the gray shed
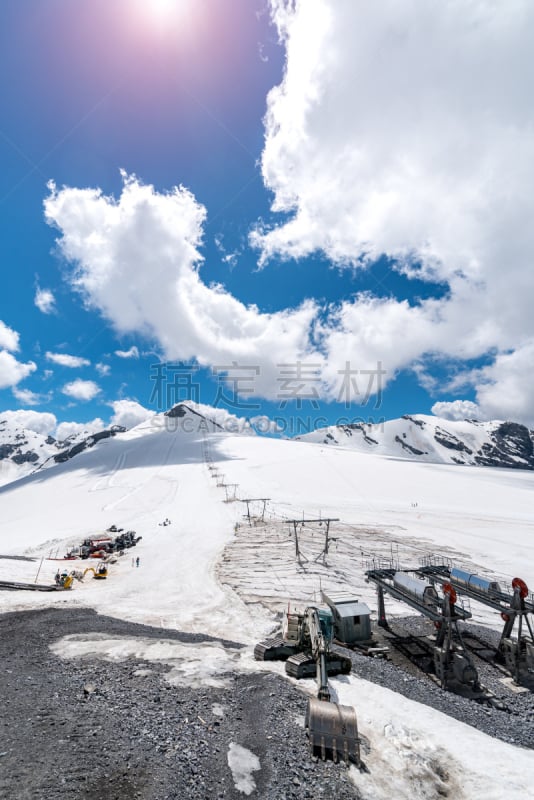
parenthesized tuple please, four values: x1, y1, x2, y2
(321, 591, 372, 644)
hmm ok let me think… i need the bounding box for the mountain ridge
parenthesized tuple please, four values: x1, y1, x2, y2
(295, 414, 534, 470)
(0, 402, 249, 488)
(2, 407, 534, 491)
(0, 416, 127, 487)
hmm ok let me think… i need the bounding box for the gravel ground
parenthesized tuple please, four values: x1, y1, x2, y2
(0, 608, 361, 800)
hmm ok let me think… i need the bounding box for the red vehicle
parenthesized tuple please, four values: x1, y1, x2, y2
(80, 536, 114, 559)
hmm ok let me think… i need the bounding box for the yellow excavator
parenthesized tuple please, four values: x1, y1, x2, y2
(82, 562, 108, 580)
(255, 605, 360, 764)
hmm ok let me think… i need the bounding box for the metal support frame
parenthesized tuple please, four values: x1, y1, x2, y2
(222, 483, 238, 502)
(496, 586, 534, 682)
(241, 498, 270, 524)
(377, 585, 388, 629)
(418, 561, 534, 682)
(285, 518, 340, 563)
(366, 568, 478, 691)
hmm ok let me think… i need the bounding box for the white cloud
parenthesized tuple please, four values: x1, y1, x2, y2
(46, 351, 91, 368)
(257, 1, 534, 281)
(253, 0, 534, 422)
(186, 401, 254, 433)
(0, 320, 20, 352)
(40, 172, 462, 408)
(34, 287, 56, 314)
(96, 362, 111, 376)
(12, 387, 52, 406)
(0, 351, 36, 389)
(44, 173, 319, 400)
(62, 379, 101, 401)
(56, 418, 105, 441)
(0, 410, 57, 436)
(317, 295, 443, 399)
(109, 399, 153, 429)
(431, 400, 481, 422)
(214, 234, 241, 269)
(0, 322, 38, 390)
(43, 22, 534, 429)
(472, 343, 534, 426)
(115, 346, 139, 359)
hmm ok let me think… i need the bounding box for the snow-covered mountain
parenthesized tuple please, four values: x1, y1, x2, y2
(3, 408, 532, 491)
(0, 403, 246, 488)
(296, 414, 534, 470)
(0, 416, 127, 487)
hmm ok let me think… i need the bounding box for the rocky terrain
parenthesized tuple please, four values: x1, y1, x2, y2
(0, 608, 360, 800)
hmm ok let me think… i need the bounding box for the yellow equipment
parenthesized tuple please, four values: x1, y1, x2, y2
(82, 563, 108, 580)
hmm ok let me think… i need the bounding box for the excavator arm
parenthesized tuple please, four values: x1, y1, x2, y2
(305, 607, 332, 701)
(301, 607, 360, 763)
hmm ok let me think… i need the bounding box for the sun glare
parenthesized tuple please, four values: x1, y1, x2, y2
(150, 0, 175, 17)
(134, 0, 191, 31)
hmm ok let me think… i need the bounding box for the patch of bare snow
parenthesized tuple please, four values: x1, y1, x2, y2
(227, 742, 261, 795)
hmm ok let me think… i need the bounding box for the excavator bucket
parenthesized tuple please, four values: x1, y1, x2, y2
(305, 697, 360, 765)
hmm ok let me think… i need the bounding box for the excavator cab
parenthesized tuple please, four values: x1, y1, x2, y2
(95, 562, 108, 579)
(317, 608, 333, 640)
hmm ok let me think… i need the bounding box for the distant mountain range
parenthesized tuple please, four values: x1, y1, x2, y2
(2, 406, 534, 489)
(295, 415, 534, 470)
(0, 418, 126, 487)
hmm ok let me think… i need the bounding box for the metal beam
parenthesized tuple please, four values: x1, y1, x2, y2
(366, 569, 471, 623)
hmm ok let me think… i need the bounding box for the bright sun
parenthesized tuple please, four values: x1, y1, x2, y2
(146, 0, 184, 20)
(128, 0, 199, 46)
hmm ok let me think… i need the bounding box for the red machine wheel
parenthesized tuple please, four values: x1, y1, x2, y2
(512, 577, 529, 599)
(442, 582, 457, 605)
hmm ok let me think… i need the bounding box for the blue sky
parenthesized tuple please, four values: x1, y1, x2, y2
(1, 0, 534, 437)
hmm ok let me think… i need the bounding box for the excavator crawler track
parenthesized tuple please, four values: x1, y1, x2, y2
(285, 651, 315, 678)
(285, 651, 352, 679)
(254, 637, 299, 661)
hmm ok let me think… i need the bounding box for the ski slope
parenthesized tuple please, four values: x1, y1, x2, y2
(218, 435, 534, 586)
(1, 413, 533, 799)
(0, 415, 269, 641)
